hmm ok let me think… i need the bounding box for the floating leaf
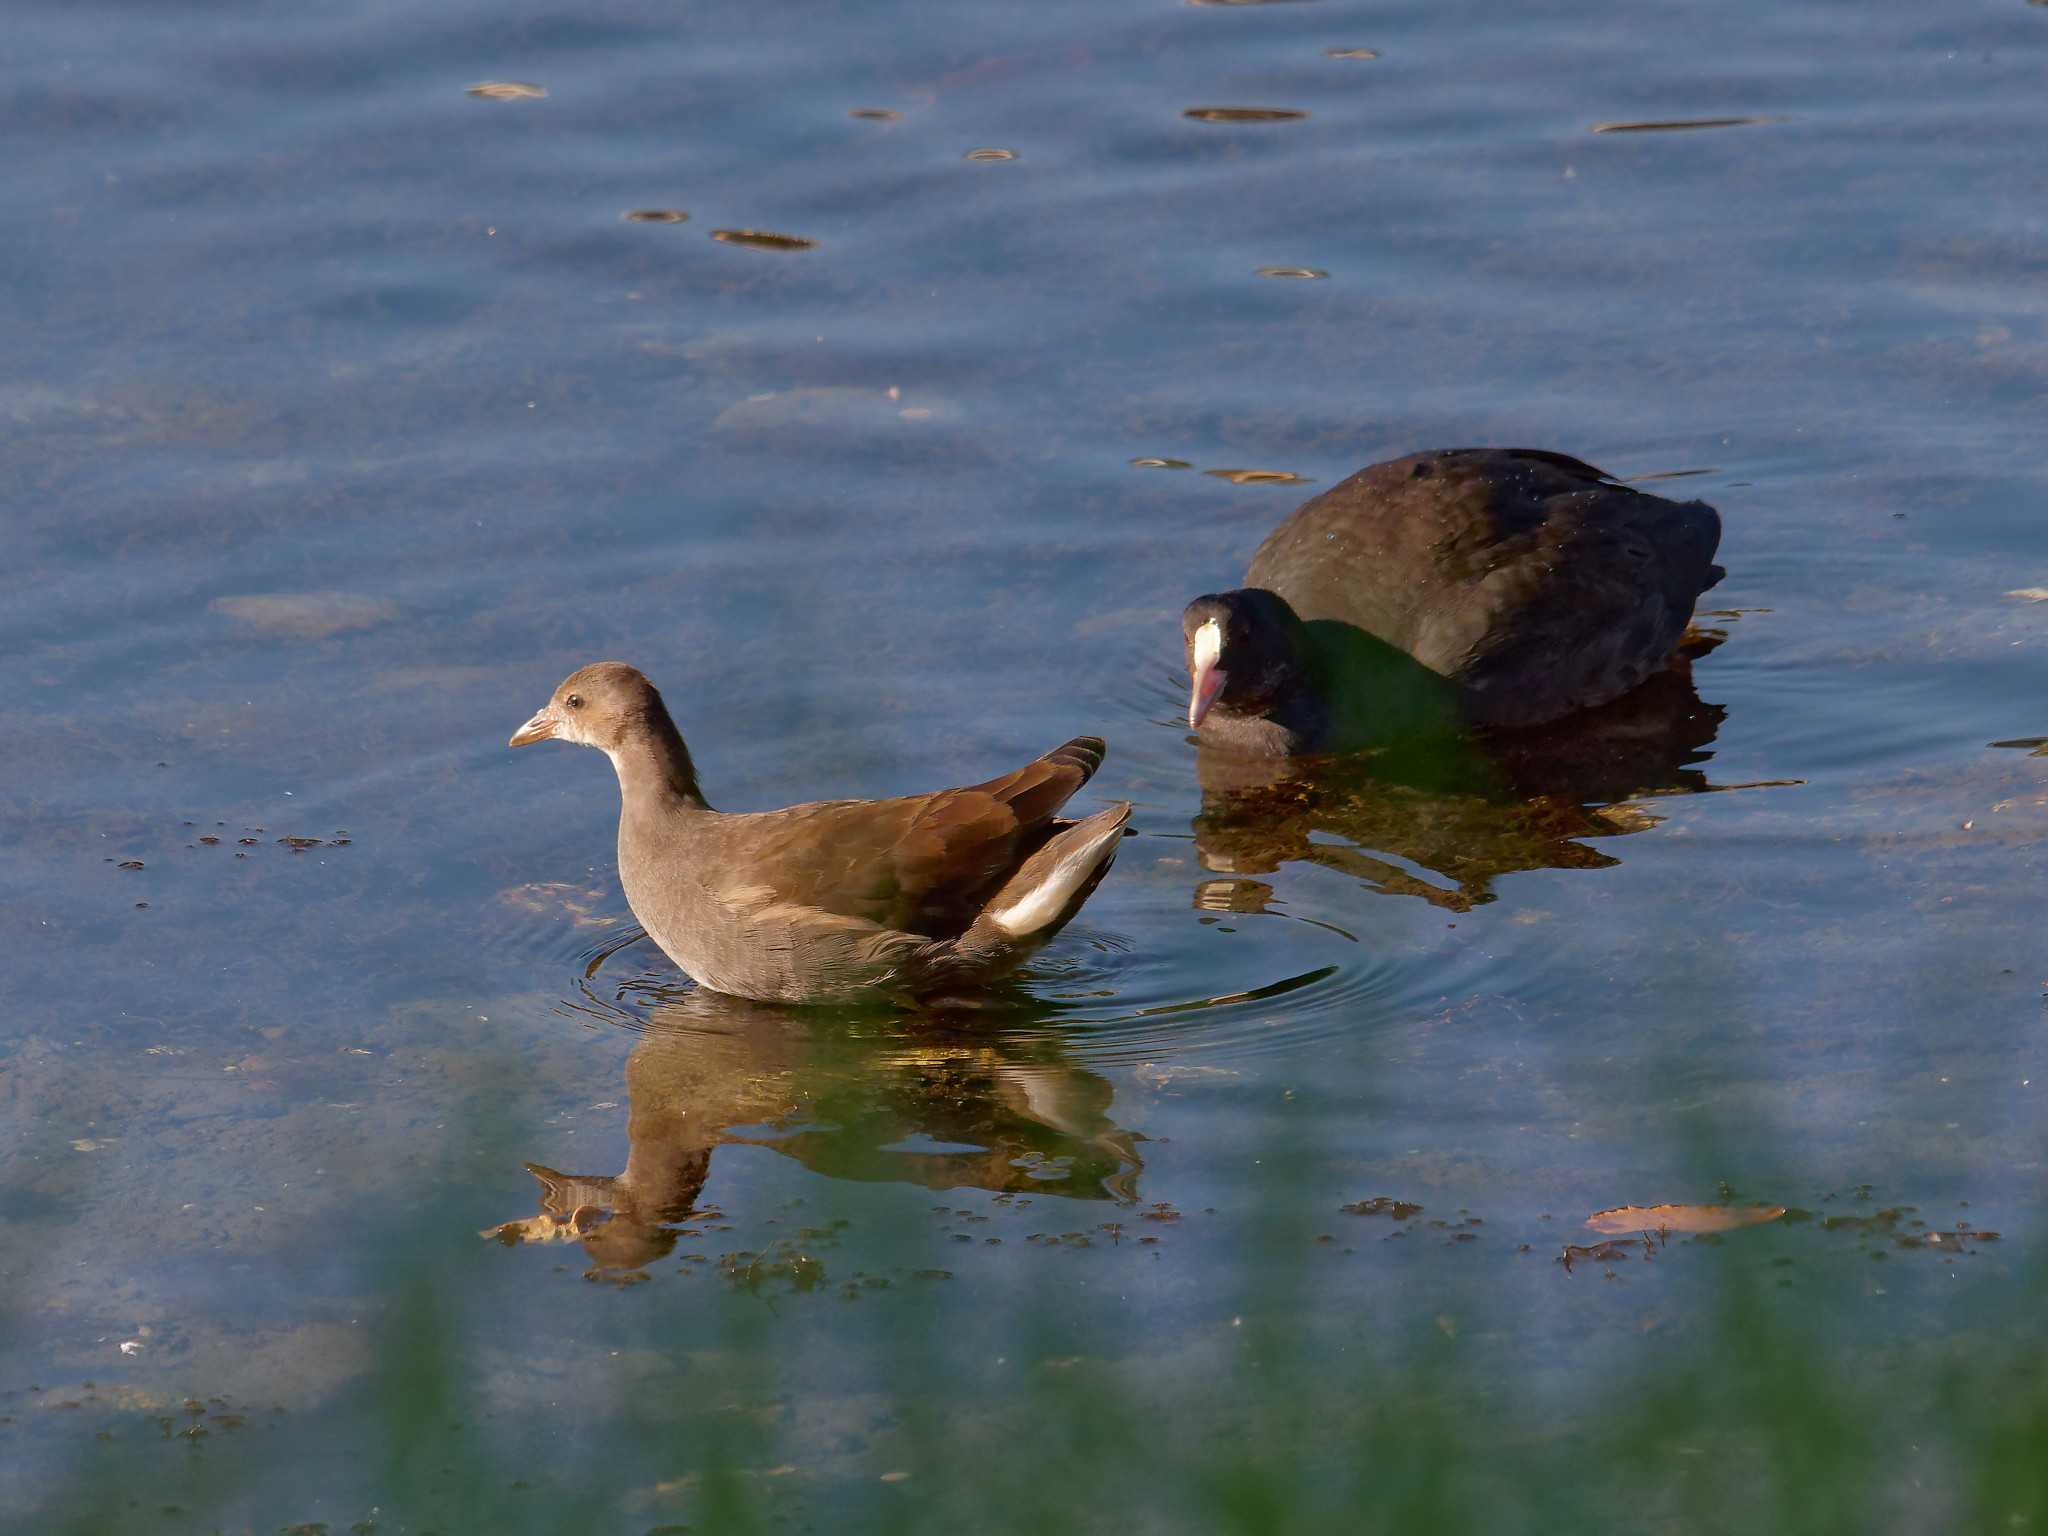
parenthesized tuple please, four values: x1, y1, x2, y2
(1586, 1202, 1786, 1235)
(710, 229, 817, 252)
(1204, 468, 1312, 485)
(1185, 107, 1308, 124)
(467, 81, 547, 101)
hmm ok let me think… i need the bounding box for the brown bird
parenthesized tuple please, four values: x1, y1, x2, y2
(509, 662, 1130, 1004)
(1183, 448, 1725, 756)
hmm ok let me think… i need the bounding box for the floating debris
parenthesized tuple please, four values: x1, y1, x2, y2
(467, 81, 547, 101)
(1558, 1238, 1640, 1271)
(1591, 116, 1775, 134)
(1585, 1202, 1785, 1235)
(623, 209, 689, 223)
(1325, 47, 1381, 60)
(1203, 468, 1312, 486)
(1255, 265, 1327, 280)
(1129, 457, 1192, 470)
(1184, 107, 1308, 124)
(851, 107, 902, 122)
(964, 146, 1018, 161)
(721, 1242, 826, 1294)
(1341, 1196, 1423, 1220)
(710, 229, 817, 252)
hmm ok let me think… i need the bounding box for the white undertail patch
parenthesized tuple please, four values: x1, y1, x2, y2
(992, 823, 1122, 937)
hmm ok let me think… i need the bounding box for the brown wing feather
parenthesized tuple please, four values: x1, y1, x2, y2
(715, 737, 1105, 939)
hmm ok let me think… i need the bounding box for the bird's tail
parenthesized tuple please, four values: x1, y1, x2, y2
(953, 803, 1132, 963)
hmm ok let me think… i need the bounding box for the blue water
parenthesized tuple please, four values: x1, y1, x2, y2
(6, 0, 2048, 1528)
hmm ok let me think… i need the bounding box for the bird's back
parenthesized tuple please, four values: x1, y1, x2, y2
(615, 738, 1109, 1000)
(1246, 448, 1722, 728)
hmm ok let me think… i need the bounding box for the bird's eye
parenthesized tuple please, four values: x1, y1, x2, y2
(565, 694, 584, 710)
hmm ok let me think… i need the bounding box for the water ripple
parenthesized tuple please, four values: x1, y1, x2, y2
(1591, 116, 1776, 134)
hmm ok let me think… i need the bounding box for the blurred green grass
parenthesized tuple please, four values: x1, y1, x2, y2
(12, 1139, 2044, 1536)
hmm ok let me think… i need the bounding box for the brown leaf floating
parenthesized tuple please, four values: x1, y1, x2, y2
(1585, 1202, 1786, 1235)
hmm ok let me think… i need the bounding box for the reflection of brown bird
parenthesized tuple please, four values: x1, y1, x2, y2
(485, 991, 1142, 1275)
(1192, 657, 1758, 912)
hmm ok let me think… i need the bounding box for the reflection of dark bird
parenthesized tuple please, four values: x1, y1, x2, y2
(1182, 449, 1725, 756)
(1192, 657, 1740, 912)
(508, 662, 1130, 1003)
(487, 991, 1143, 1275)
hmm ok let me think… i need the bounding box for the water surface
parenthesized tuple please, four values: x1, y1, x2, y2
(6, 0, 2048, 1529)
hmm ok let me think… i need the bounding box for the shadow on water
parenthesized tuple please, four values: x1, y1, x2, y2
(486, 988, 1144, 1277)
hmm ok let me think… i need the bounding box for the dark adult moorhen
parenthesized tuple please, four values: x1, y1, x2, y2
(509, 662, 1130, 1004)
(1183, 449, 1724, 755)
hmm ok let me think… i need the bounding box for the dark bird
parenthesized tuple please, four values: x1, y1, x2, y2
(1183, 449, 1725, 755)
(509, 662, 1130, 1004)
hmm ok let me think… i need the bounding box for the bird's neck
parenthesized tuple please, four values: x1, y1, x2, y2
(611, 712, 710, 810)
(1201, 693, 1322, 758)
(1205, 664, 1327, 756)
